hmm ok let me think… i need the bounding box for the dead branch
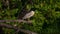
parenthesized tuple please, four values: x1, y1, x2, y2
(15, 29, 37, 34)
(0, 20, 32, 24)
(0, 23, 37, 34)
(0, 23, 17, 29)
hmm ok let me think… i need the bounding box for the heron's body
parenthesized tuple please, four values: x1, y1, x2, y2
(22, 11, 35, 19)
(18, 8, 35, 20)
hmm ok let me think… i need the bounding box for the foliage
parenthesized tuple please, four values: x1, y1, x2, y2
(0, 0, 60, 34)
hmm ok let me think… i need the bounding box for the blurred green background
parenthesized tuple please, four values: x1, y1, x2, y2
(0, 0, 60, 34)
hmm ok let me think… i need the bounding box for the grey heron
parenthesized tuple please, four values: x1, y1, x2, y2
(18, 8, 35, 20)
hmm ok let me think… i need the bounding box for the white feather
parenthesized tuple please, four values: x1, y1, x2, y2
(22, 11, 35, 19)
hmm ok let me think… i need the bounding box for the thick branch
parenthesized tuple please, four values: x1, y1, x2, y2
(0, 20, 32, 24)
(0, 23, 37, 34)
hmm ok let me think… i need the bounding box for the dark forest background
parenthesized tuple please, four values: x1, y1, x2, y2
(0, 0, 60, 34)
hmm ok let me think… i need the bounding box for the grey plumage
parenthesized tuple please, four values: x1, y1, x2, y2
(18, 9, 29, 19)
(22, 11, 35, 19)
(18, 8, 35, 20)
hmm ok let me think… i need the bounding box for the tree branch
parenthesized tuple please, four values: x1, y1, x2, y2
(0, 20, 32, 24)
(0, 23, 37, 34)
